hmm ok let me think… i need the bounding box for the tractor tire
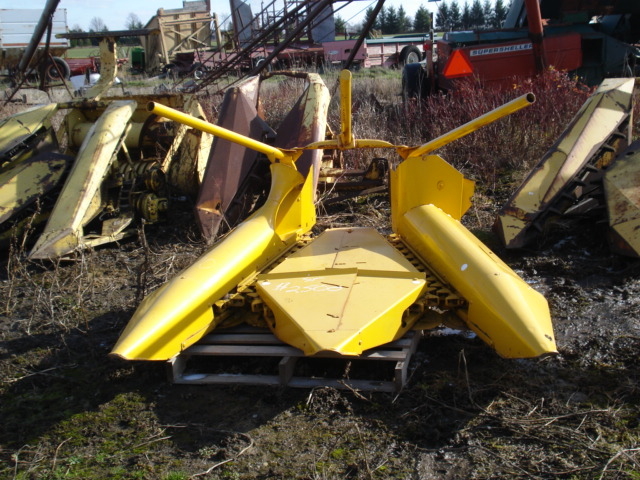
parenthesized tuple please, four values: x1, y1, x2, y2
(44, 57, 71, 81)
(162, 64, 177, 79)
(253, 56, 272, 72)
(399, 45, 422, 67)
(402, 62, 430, 102)
(191, 62, 206, 79)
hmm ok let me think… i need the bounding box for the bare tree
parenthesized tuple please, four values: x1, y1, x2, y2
(126, 13, 144, 30)
(89, 17, 108, 32)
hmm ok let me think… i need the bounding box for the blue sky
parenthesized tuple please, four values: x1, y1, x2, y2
(6, 0, 441, 32)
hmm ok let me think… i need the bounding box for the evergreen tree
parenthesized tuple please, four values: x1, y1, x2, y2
(470, 0, 484, 29)
(450, 1, 462, 30)
(436, 2, 450, 30)
(377, 7, 388, 32)
(335, 15, 347, 37)
(397, 5, 411, 33)
(384, 6, 399, 34)
(363, 7, 381, 31)
(68, 24, 82, 48)
(413, 4, 431, 33)
(482, 0, 493, 28)
(461, 2, 471, 29)
(493, 0, 508, 27)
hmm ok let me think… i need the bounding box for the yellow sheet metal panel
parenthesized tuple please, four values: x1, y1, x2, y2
(257, 227, 426, 355)
(338, 70, 354, 148)
(0, 103, 59, 158)
(397, 204, 556, 358)
(390, 154, 475, 231)
(29, 100, 137, 259)
(111, 162, 316, 360)
(604, 143, 640, 257)
(83, 37, 118, 100)
(0, 102, 64, 226)
(496, 77, 635, 248)
(0, 155, 69, 224)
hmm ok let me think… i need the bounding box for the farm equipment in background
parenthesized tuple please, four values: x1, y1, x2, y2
(1, 34, 216, 257)
(0, 0, 70, 87)
(494, 76, 640, 258)
(1, 46, 361, 259)
(402, 0, 640, 99)
(0, 92, 213, 258)
(111, 71, 557, 381)
(138, 0, 215, 77)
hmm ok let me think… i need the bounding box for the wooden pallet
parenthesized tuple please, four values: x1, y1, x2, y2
(168, 326, 421, 392)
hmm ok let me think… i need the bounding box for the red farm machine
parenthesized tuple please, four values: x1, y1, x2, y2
(402, 0, 640, 99)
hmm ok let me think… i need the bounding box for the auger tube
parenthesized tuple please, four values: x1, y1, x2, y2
(405, 93, 535, 158)
(147, 102, 287, 162)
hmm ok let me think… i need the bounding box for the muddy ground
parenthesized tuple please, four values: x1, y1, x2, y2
(1, 81, 639, 479)
(0, 190, 638, 480)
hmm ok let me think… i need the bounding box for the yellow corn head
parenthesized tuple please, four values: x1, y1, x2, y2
(111, 70, 556, 362)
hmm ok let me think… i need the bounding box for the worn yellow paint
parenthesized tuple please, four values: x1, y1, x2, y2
(603, 145, 640, 257)
(83, 37, 119, 100)
(0, 103, 62, 224)
(496, 78, 635, 248)
(0, 103, 59, 160)
(29, 100, 137, 259)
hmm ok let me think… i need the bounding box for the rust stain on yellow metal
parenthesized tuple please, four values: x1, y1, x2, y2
(0, 103, 65, 227)
(83, 37, 119, 101)
(29, 100, 137, 259)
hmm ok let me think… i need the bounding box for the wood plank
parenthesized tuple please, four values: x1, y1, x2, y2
(198, 333, 284, 345)
(169, 329, 422, 392)
(187, 344, 302, 356)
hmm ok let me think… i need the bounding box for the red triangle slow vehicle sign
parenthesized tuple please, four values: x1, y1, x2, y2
(443, 50, 474, 78)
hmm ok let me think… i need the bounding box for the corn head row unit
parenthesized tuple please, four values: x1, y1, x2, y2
(2, 67, 638, 371)
(109, 70, 559, 366)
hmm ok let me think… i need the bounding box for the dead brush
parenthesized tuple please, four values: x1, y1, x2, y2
(385, 68, 593, 187)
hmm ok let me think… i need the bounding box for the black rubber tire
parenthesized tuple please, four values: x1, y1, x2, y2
(191, 62, 206, 79)
(399, 45, 422, 67)
(253, 56, 272, 72)
(45, 57, 71, 81)
(162, 64, 177, 79)
(402, 62, 430, 102)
